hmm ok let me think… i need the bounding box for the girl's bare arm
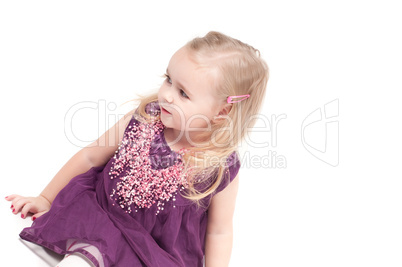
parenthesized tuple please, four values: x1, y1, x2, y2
(205, 175, 239, 267)
(40, 109, 135, 204)
(7, 109, 135, 218)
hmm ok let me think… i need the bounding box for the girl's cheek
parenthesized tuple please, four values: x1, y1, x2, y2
(186, 115, 209, 130)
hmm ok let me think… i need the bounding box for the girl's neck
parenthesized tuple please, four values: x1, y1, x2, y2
(163, 127, 201, 152)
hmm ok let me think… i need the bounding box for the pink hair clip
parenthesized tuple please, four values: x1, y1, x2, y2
(227, 94, 250, 103)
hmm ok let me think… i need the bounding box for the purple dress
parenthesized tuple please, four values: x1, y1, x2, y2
(20, 102, 241, 267)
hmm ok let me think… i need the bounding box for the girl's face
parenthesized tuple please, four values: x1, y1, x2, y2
(158, 47, 228, 137)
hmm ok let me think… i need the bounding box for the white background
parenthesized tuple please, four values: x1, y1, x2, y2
(1, 1, 401, 266)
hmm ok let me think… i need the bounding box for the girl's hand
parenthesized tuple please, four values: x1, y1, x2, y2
(5, 194, 51, 221)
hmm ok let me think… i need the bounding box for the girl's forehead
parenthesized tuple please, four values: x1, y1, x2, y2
(170, 46, 213, 70)
(169, 47, 196, 67)
(168, 48, 221, 98)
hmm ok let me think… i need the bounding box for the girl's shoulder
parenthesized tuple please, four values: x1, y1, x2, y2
(144, 101, 161, 116)
(227, 150, 240, 167)
(133, 101, 161, 117)
(214, 151, 241, 194)
(129, 101, 161, 127)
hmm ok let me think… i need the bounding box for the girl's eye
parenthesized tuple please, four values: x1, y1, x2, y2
(164, 73, 190, 99)
(164, 74, 172, 84)
(180, 89, 189, 99)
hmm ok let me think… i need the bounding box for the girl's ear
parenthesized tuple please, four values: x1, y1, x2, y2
(217, 103, 232, 116)
(212, 103, 232, 122)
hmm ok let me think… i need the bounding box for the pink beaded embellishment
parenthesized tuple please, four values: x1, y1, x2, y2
(109, 117, 189, 215)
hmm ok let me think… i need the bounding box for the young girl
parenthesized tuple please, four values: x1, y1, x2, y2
(6, 31, 268, 267)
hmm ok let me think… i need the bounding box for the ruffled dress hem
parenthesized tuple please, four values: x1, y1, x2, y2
(20, 231, 100, 267)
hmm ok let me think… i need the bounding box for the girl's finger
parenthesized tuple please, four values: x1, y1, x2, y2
(9, 195, 23, 209)
(12, 197, 30, 214)
(21, 203, 34, 219)
(5, 194, 20, 202)
(6, 194, 21, 201)
(32, 210, 48, 221)
(10, 197, 22, 213)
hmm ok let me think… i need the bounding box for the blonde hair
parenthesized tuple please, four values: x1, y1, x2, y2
(135, 31, 269, 207)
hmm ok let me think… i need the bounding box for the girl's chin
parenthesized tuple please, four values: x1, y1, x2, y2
(160, 115, 173, 126)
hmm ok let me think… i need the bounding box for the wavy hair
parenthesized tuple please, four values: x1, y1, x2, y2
(134, 31, 269, 207)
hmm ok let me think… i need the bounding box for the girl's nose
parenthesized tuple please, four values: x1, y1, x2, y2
(165, 91, 174, 103)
